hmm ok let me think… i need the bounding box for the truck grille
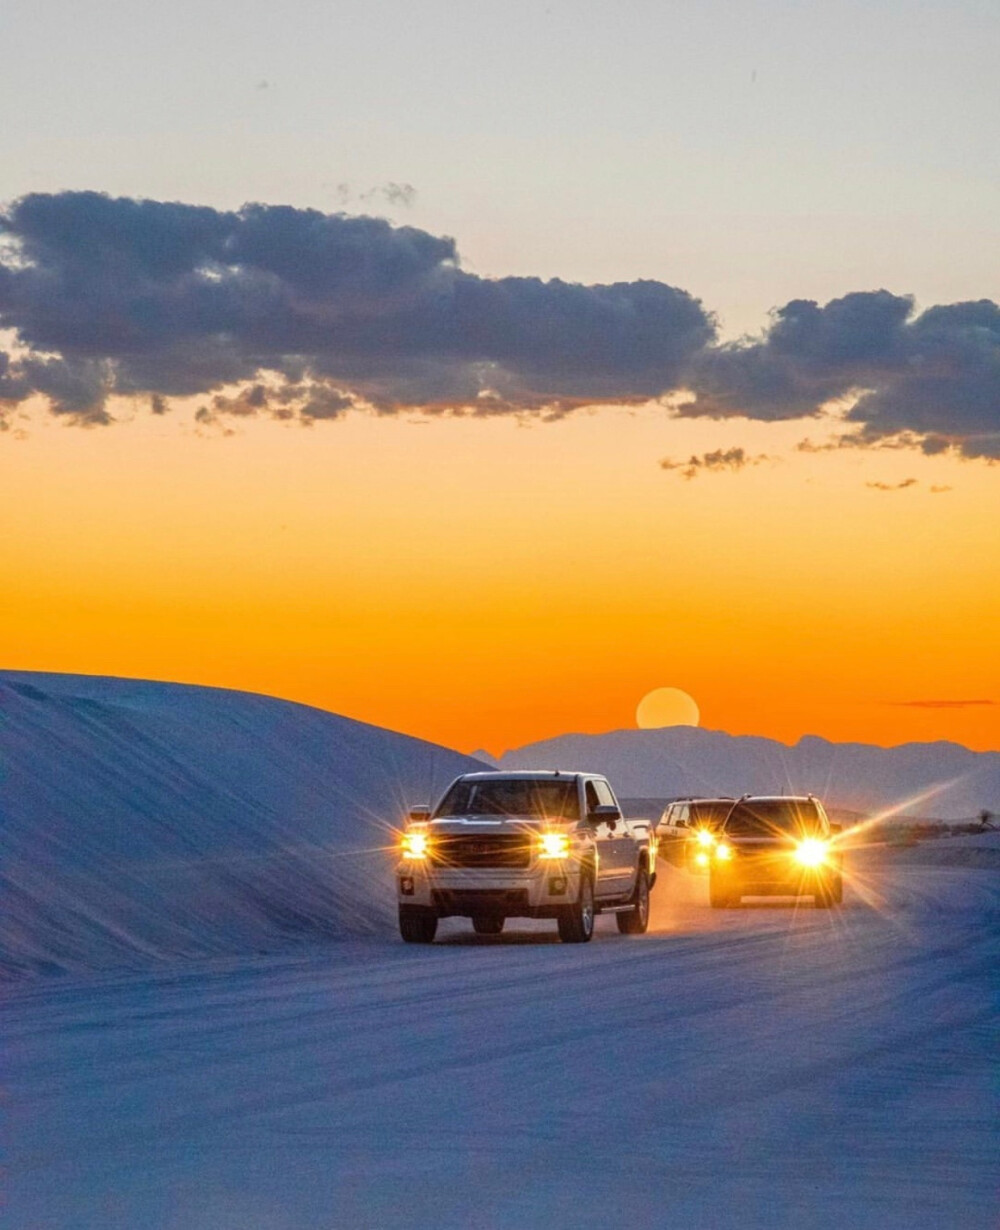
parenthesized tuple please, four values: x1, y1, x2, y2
(429, 834, 532, 869)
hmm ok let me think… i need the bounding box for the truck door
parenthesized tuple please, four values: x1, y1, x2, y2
(584, 779, 620, 898)
(592, 778, 635, 897)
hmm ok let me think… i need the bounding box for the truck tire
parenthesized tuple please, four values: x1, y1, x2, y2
(815, 873, 843, 909)
(399, 906, 438, 943)
(558, 872, 595, 943)
(709, 873, 738, 908)
(472, 916, 504, 936)
(617, 864, 650, 934)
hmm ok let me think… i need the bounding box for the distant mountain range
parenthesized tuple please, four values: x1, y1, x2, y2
(494, 727, 999, 820)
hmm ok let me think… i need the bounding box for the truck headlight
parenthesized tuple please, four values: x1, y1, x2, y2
(794, 838, 828, 867)
(695, 828, 716, 847)
(539, 832, 570, 859)
(401, 831, 430, 859)
(714, 842, 732, 861)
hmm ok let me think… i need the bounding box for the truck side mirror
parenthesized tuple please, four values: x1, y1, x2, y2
(408, 805, 431, 822)
(588, 804, 621, 824)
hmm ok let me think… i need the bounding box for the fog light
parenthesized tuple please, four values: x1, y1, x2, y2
(694, 851, 709, 867)
(548, 876, 567, 895)
(399, 877, 414, 896)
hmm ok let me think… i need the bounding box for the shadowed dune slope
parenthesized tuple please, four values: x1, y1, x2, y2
(0, 672, 484, 977)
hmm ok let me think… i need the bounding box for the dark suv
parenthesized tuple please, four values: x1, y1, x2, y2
(708, 795, 843, 908)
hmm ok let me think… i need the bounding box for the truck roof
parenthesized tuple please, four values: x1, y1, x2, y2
(455, 770, 594, 781)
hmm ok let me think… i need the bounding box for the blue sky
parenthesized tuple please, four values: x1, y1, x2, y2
(4, 0, 997, 338)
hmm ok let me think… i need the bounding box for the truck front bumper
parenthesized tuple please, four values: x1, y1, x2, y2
(396, 863, 583, 918)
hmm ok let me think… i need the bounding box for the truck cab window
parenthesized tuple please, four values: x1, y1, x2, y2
(593, 779, 616, 809)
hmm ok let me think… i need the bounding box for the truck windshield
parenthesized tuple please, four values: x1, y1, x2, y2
(435, 779, 580, 820)
(724, 799, 823, 837)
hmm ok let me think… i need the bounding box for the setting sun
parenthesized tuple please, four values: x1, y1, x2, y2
(636, 687, 701, 730)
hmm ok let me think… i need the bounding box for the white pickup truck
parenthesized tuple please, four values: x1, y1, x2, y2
(396, 770, 657, 943)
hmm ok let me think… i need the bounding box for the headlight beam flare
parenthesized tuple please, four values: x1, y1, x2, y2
(794, 837, 829, 867)
(834, 774, 967, 847)
(539, 832, 570, 859)
(401, 831, 429, 859)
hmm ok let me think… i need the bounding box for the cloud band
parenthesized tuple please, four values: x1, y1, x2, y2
(1, 191, 997, 458)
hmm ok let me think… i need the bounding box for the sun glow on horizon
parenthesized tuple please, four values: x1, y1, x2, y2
(636, 688, 701, 730)
(1, 405, 998, 755)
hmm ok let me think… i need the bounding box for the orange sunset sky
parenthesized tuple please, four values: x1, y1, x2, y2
(5, 400, 998, 754)
(2, 2, 998, 756)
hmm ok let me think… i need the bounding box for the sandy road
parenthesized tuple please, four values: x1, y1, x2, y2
(5, 849, 998, 1229)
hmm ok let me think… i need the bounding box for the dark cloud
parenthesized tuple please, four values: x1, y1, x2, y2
(683, 292, 913, 422)
(336, 181, 417, 209)
(846, 300, 1000, 459)
(865, 478, 917, 491)
(17, 355, 113, 424)
(682, 290, 1000, 459)
(0, 349, 30, 402)
(0, 191, 712, 425)
(0, 192, 996, 460)
(660, 446, 770, 479)
(299, 387, 354, 421)
(193, 379, 355, 428)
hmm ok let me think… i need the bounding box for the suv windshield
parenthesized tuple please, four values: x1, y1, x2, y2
(435, 778, 580, 820)
(690, 801, 733, 827)
(724, 799, 823, 837)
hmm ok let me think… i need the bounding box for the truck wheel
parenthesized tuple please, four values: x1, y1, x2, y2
(472, 916, 504, 936)
(617, 865, 650, 934)
(558, 872, 595, 943)
(709, 873, 738, 908)
(399, 906, 438, 943)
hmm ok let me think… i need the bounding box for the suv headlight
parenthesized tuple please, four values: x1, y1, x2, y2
(401, 831, 430, 859)
(539, 832, 570, 859)
(794, 838, 828, 867)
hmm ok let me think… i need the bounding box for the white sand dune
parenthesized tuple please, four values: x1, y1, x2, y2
(0, 671, 483, 976)
(2, 673, 997, 1226)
